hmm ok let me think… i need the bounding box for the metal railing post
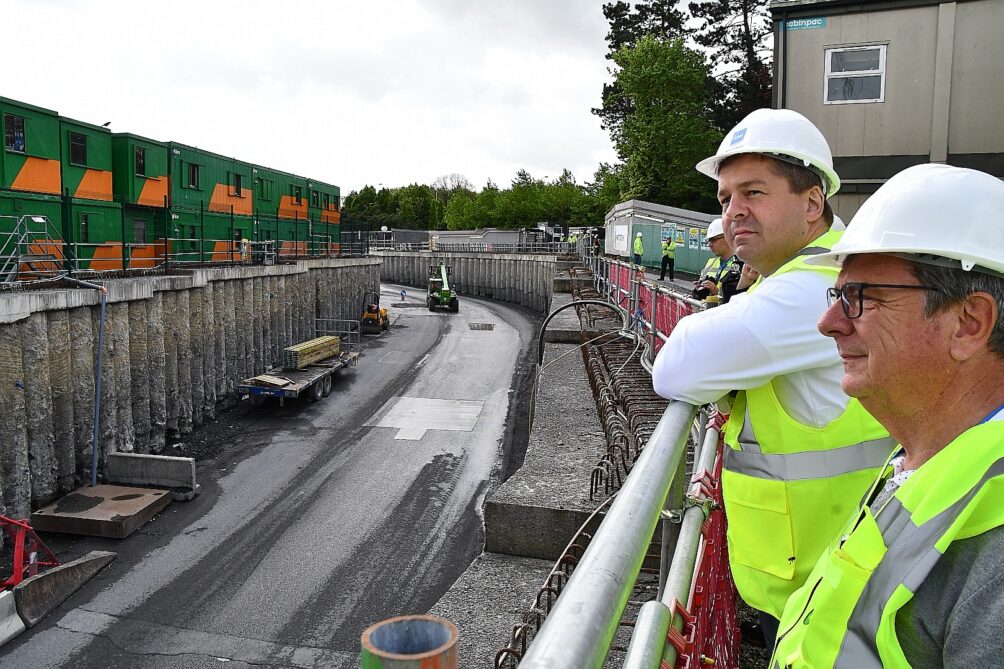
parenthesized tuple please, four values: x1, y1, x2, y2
(622, 421, 722, 669)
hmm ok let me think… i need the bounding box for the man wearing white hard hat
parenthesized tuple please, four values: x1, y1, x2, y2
(653, 108, 893, 643)
(693, 218, 734, 303)
(633, 231, 644, 266)
(771, 163, 1004, 668)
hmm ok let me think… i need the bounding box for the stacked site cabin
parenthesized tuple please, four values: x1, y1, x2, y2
(1, 95, 342, 273)
(771, 0, 1004, 218)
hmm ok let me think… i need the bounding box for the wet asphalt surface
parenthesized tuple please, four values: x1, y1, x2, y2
(2, 284, 537, 668)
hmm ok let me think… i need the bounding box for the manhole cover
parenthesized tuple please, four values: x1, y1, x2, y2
(468, 322, 495, 331)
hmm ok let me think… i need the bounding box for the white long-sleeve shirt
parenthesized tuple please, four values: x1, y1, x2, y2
(652, 268, 847, 428)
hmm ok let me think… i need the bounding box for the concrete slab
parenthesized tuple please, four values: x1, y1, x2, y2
(429, 552, 554, 669)
(14, 550, 116, 627)
(31, 484, 171, 539)
(106, 452, 199, 501)
(486, 343, 607, 560)
(0, 590, 26, 648)
(544, 293, 584, 344)
(365, 396, 485, 440)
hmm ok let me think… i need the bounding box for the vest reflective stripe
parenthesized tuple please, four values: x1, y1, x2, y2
(773, 421, 1004, 669)
(724, 438, 893, 481)
(833, 456, 1004, 667)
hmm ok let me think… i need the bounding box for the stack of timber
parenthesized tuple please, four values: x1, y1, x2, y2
(282, 336, 340, 370)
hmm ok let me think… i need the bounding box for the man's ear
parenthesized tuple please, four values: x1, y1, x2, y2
(951, 292, 998, 362)
(805, 186, 825, 225)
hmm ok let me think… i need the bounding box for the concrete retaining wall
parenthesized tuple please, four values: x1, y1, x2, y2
(0, 258, 380, 517)
(375, 251, 555, 312)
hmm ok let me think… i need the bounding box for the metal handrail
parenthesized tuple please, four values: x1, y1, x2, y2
(622, 422, 722, 668)
(519, 400, 698, 669)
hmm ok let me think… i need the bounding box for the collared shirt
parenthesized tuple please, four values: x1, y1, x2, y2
(653, 265, 846, 427)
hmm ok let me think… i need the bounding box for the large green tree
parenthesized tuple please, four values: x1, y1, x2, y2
(688, 0, 773, 130)
(611, 35, 722, 211)
(594, 1, 686, 149)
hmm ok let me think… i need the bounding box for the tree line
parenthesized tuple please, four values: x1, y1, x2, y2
(341, 0, 772, 232)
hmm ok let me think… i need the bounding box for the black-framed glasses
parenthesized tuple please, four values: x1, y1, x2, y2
(826, 282, 937, 319)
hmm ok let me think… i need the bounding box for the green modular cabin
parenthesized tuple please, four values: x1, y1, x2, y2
(3, 94, 345, 274)
(168, 142, 254, 263)
(112, 133, 170, 267)
(1, 97, 62, 243)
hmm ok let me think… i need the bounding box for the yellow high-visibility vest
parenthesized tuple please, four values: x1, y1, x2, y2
(772, 419, 1004, 667)
(722, 229, 895, 619)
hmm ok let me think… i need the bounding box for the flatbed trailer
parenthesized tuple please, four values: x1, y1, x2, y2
(238, 351, 359, 404)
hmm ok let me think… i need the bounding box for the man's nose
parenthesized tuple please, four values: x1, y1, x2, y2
(818, 298, 853, 338)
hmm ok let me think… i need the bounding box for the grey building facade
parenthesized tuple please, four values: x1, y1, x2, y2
(771, 0, 1004, 217)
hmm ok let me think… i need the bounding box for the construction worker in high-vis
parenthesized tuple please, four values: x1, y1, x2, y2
(659, 234, 676, 281)
(772, 163, 1004, 668)
(652, 109, 893, 647)
(633, 231, 644, 266)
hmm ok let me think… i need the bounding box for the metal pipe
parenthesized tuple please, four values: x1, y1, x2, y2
(621, 422, 722, 669)
(519, 401, 698, 669)
(623, 601, 672, 669)
(60, 276, 111, 487)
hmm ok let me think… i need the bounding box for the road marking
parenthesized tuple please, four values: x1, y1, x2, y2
(365, 396, 485, 440)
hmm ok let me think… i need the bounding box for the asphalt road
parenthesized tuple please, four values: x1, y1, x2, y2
(2, 283, 537, 668)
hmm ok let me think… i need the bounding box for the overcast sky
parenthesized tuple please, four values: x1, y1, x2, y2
(5, 0, 619, 196)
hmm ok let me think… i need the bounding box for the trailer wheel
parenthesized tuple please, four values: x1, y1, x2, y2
(449, 297, 459, 313)
(428, 298, 436, 311)
(322, 374, 333, 397)
(307, 381, 324, 402)
(249, 394, 267, 408)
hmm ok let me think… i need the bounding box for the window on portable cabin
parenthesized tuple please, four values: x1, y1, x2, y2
(231, 172, 243, 196)
(133, 219, 147, 244)
(260, 178, 273, 201)
(824, 45, 886, 104)
(4, 114, 26, 152)
(187, 162, 199, 188)
(324, 193, 330, 209)
(69, 132, 87, 165)
(135, 147, 146, 176)
(80, 213, 90, 243)
(311, 190, 319, 207)
(294, 185, 302, 204)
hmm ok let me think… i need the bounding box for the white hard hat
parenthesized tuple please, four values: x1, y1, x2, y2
(696, 108, 840, 198)
(636, 232, 643, 237)
(706, 217, 724, 239)
(807, 163, 1004, 274)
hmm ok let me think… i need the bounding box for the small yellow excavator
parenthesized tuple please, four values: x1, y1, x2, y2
(360, 290, 389, 334)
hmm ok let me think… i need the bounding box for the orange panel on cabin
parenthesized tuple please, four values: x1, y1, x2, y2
(277, 195, 309, 219)
(90, 243, 125, 271)
(208, 184, 254, 215)
(127, 243, 167, 269)
(10, 157, 62, 195)
(137, 177, 169, 207)
(74, 170, 114, 201)
(321, 209, 341, 223)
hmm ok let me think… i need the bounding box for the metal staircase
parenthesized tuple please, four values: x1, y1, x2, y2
(0, 214, 65, 283)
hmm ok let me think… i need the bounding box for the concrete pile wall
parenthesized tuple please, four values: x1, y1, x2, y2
(0, 258, 379, 518)
(375, 251, 555, 312)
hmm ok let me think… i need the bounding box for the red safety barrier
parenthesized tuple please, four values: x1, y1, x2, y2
(653, 291, 697, 354)
(671, 439, 740, 669)
(0, 515, 60, 588)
